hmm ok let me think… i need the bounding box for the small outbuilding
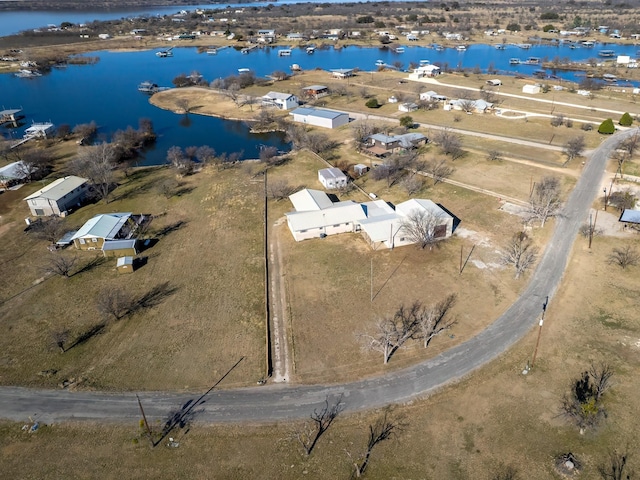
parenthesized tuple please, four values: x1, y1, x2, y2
(116, 256, 134, 274)
(354, 164, 369, 176)
(522, 84, 541, 94)
(301, 85, 329, 99)
(102, 239, 138, 258)
(619, 209, 640, 227)
(318, 167, 348, 189)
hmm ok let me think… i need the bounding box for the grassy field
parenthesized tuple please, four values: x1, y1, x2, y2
(1, 230, 639, 479)
(0, 161, 267, 391)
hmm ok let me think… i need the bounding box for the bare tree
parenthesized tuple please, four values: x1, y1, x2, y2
(294, 395, 344, 456)
(175, 98, 191, 114)
(401, 175, 424, 195)
(501, 232, 538, 279)
(259, 145, 279, 165)
(561, 363, 613, 432)
(619, 133, 640, 157)
(433, 128, 464, 159)
(457, 98, 476, 114)
(350, 412, 400, 478)
(15, 149, 53, 182)
(528, 176, 562, 227)
(96, 287, 133, 321)
(167, 146, 194, 176)
(608, 189, 637, 211)
(31, 217, 65, 244)
(607, 245, 640, 269)
(598, 451, 634, 480)
(417, 294, 457, 348)
(222, 83, 241, 106)
(563, 135, 586, 166)
(68, 142, 117, 203)
(42, 253, 77, 278)
(480, 87, 499, 103)
(551, 114, 565, 127)
(400, 208, 448, 250)
(267, 178, 295, 200)
(424, 157, 454, 185)
(487, 149, 503, 161)
(50, 328, 70, 353)
(72, 121, 97, 142)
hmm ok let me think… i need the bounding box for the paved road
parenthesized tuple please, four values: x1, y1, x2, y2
(0, 129, 634, 425)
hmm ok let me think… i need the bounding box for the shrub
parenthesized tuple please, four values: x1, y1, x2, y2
(365, 98, 380, 108)
(540, 12, 560, 20)
(598, 118, 615, 134)
(399, 115, 414, 128)
(619, 112, 633, 126)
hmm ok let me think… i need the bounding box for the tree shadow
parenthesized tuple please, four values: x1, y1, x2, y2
(132, 281, 178, 313)
(64, 322, 106, 352)
(155, 220, 188, 238)
(372, 255, 407, 302)
(75, 256, 107, 276)
(174, 185, 195, 197)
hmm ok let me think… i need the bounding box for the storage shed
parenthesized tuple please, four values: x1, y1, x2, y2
(522, 84, 541, 94)
(103, 239, 138, 258)
(116, 256, 134, 274)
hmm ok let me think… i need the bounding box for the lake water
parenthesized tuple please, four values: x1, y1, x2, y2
(2, 42, 639, 164)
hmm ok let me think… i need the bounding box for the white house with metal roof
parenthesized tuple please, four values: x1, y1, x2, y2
(286, 188, 454, 247)
(262, 91, 299, 110)
(23, 175, 89, 216)
(70, 212, 136, 250)
(290, 107, 349, 129)
(318, 167, 348, 189)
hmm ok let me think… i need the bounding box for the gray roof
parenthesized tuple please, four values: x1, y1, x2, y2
(264, 91, 295, 100)
(319, 167, 346, 180)
(368, 132, 426, 148)
(291, 107, 348, 120)
(303, 85, 328, 91)
(289, 188, 334, 211)
(116, 256, 134, 267)
(620, 209, 640, 223)
(70, 213, 132, 241)
(23, 176, 88, 201)
(102, 239, 137, 251)
(0, 161, 27, 181)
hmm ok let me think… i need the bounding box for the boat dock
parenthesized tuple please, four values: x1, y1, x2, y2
(11, 121, 54, 149)
(241, 45, 259, 54)
(0, 108, 23, 124)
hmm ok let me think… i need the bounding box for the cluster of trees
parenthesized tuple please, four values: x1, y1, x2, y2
(360, 295, 457, 364)
(560, 363, 613, 433)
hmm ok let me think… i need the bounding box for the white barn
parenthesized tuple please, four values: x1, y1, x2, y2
(289, 107, 349, 129)
(262, 91, 299, 110)
(318, 167, 348, 189)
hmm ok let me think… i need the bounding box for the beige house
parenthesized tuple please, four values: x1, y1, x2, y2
(70, 212, 140, 251)
(24, 176, 89, 216)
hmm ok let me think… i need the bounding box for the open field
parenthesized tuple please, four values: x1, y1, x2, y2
(0, 162, 267, 391)
(1, 229, 640, 479)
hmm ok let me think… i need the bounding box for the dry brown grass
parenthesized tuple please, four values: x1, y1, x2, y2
(0, 164, 266, 391)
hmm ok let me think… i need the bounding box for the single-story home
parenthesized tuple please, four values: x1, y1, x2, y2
(301, 85, 329, 99)
(318, 167, 348, 189)
(262, 91, 299, 110)
(330, 68, 354, 79)
(399, 102, 419, 112)
(409, 65, 441, 79)
(365, 132, 427, 155)
(290, 107, 349, 129)
(486, 79, 502, 86)
(449, 99, 493, 113)
(289, 188, 335, 211)
(285, 188, 454, 248)
(420, 91, 447, 102)
(70, 212, 141, 251)
(24, 175, 89, 216)
(522, 84, 541, 94)
(0, 161, 27, 189)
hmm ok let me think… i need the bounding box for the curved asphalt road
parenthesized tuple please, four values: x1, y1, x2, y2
(0, 129, 634, 425)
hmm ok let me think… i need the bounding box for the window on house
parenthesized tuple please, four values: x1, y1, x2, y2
(79, 238, 85, 244)
(91, 238, 98, 243)
(34, 208, 44, 216)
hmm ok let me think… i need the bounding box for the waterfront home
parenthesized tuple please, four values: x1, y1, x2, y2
(318, 167, 348, 189)
(301, 85, 330, 99)
(331, 68, 354, 79)
(408, 64, 441, 79)
(289, 107, 349, 129)
(70, 212, 144, 252)
(23, 122, 54, 139)
(262, 92, 299, 110)
(24, 176, 89, 216)
(0, 161, 28, 189)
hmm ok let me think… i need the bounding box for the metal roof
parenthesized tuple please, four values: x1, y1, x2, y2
(116, 256, 134, 267)
(289, 188, 333, 211)
(318, 167, 346, 180)
(23, 176, 88, 201)
(102, 239, 137, 251)
(290, 107, 347, 120)
(303, 85, 328, 91)
(396, 199, 452, 220)
(620, 209, 640, 224)
(70, 213, 132, 241)
(264, 91, 295, 100)
(0, 161, 27, 181)
(286, 203, 365, 231)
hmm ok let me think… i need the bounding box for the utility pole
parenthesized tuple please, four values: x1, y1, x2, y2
(370, 256, 373, 303)
(531, 296, 549, 369)
(136, 394, 153, 445)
